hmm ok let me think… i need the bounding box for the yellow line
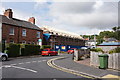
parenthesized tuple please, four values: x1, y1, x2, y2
(102, 74, 120, 79)
(47, 57, 96, 79)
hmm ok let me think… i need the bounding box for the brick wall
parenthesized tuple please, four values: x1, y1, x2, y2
(2, 23, 43, 44)
(43, 34, 85, 47)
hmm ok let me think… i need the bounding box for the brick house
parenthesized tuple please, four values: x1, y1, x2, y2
(0, 9, 43, 45)
(41, 27, 85, 51)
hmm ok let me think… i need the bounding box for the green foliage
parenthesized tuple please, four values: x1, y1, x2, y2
(41, 45, 51, 49)
(109, 47, 120, 54)
(7, 43, 20, 57)
(99, 31, 114, 38)
(81, 35, 96, 40)
(90, 48, 104, 53)
(21, 44, 40, 56)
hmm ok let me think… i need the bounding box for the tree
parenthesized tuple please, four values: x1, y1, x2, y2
(112, 27, 117, 32)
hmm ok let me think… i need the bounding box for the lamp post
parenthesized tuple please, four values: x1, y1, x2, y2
(94, 34, 97, 48)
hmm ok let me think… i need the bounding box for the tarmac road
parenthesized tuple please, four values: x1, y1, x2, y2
(1, 54, 89, 80)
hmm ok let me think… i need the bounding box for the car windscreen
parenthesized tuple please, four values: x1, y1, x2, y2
(43, 49, 48, 51)
(50, 49, 55, 51)
(69, 49, 74, 50)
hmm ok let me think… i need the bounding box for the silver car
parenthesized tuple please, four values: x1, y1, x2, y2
(0, 51, 8, 61)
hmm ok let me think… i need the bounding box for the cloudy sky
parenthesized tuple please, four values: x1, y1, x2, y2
(0, 0, 119, 35)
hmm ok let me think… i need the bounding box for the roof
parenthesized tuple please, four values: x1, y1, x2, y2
(98, 42, 120, 46)
(41, 26, 83, 40)
(0, 15, 42, 30)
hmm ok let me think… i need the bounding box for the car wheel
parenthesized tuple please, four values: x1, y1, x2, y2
(2, 56, 7, 61)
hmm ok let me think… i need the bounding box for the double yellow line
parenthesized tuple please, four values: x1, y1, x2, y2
(47, 57, 98, 79)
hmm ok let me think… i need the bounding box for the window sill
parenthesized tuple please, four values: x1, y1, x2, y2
(9, 34, 14, 35)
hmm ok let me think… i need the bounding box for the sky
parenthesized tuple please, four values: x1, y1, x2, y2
(0, 0, 119, 35)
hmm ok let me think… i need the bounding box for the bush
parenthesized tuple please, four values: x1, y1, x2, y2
(7, 43, 20, 57)
(21, 44, 40, 56)
(41, 45, 51, 49)
(109, 47, 120, 54)
(90, 48, 104, 53)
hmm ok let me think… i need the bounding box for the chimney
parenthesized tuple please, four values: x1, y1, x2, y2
(4, 9, 13, 18)
(28, 17, 35, 24)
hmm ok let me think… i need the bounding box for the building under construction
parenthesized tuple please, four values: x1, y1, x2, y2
(41, 26, 85, 51)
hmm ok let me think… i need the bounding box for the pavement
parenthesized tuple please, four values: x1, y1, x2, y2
(51, 54, 120, 79)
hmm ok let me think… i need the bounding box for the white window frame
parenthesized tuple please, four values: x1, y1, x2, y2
(37, 31, 40, 38)
(22, 29, 26, 36)
(9, 27, 14, 35)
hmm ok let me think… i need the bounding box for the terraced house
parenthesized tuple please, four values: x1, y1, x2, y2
(42, 26, 85, 51)
(0, 9, 43, 45)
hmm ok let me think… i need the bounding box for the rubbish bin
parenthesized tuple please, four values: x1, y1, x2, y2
(98, 54, 109, 69)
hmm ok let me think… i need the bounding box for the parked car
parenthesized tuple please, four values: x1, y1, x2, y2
(80, 47, 88, 49)
(67, 48, 76, 54)
(0, 51, 8, 61)
(41, 49, 58, 56)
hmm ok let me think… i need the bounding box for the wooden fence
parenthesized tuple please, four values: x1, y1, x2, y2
(90, 52, 120, 70)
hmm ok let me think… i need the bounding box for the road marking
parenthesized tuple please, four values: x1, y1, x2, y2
(47, 57, 99, 79)
(32, 61, 37, 63)
(42, 60, 47, 61)
(26, 62, 31, 64)
(38, 61, 41, 62)
(3, 65, 12, 68)
(10, 64, 17, 66)
(11, 66, 37, 73)
(102, 74, 120, 78)
(18, 63, 24, 64)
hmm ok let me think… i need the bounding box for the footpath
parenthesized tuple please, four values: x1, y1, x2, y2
(53, 55, 120, 79)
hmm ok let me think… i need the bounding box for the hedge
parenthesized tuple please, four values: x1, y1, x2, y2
(7, 43, 20, 57)
(109, 47, 120, 54)
(90, 48, 104, 53)
(21, 44, 40, 56)
(41, 45, 51, 49)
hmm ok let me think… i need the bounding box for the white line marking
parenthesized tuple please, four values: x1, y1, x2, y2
(18, 63, 24, 64)
(10, 64, 17, 66)
(11, 66, 37, 73)
(3, 65, 11, 68)
(38, 61, 41, 62)
(26, 62, 31, 64)
(42, 60, 47, 61)
(32, 61, 37, 63)
(0, 67, 2, 69)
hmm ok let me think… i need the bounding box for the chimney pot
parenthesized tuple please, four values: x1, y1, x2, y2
(28, 17, 35, 24)
(4, 9, 13, 18)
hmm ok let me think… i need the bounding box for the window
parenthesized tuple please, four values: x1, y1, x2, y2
(9, 27, 14, 35)
(37, 32, 40, 38)
(22, 29, 26, 36)
(32, 42, 35, 45)
(10, 40, 14, 43)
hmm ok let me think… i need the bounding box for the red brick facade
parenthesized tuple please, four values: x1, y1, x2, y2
(2, 24, 43, 44)
(1, 9, 43, 45)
